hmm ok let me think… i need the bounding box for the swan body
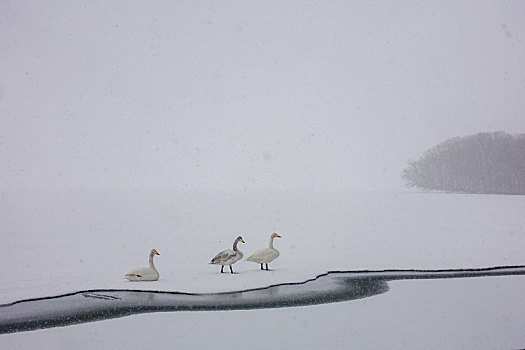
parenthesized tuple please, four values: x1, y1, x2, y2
(246, 233, 281, 270)
(210, 236, 245, 273)
(124, 249, 160, 281)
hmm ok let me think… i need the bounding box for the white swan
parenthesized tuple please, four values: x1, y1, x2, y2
(210, 236, 245, 273)
(246, 233, 281, 270)
(124, 249, 160, 281)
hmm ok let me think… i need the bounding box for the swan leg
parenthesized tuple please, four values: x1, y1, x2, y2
(229, 265, 234, 274)
(265, 263, 269, 270)
(220, 266, 224, 273)
(260, 264, 264, 270)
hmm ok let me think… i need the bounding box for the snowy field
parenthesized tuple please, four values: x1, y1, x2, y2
(1, 190, 524, 348)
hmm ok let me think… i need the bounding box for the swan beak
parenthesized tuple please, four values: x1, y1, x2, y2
(276, 234, 281, 238)
(155, 251, 160, 255)
(240, 238, 245, 243)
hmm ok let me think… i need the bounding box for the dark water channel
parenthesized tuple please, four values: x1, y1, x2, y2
(1, 266, 524, 334)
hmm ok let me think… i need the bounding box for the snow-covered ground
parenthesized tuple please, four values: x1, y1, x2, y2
(1, 190, 524, 303)
(1, 190, 524, 348)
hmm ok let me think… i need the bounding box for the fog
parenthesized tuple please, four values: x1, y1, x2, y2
(2, 1, 525, 192)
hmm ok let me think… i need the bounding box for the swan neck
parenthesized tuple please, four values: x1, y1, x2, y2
(149, 252, 157, 270)
(269, 236, 275, 249)
(233, 239, 239, 251)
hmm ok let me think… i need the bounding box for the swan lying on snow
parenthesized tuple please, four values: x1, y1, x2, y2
(210, 236, 245, 273)
(124, 249, 160, 281)
(246, 233, 281, 270)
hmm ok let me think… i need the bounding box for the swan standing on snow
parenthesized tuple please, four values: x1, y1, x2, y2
(210, 236, 245, 273)
(246, 233, 281, 270)
(124, 249, 160, 281)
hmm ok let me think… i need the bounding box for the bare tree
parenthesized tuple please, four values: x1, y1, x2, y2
(402, 132, 525, 195)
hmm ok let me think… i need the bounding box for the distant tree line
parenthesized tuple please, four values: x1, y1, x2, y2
(402, 131, 525, 195)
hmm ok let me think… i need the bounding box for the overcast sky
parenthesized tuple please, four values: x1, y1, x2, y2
(1, 1, 525, 192)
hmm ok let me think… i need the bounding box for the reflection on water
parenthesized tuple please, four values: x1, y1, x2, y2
(1, 266, 524, 334)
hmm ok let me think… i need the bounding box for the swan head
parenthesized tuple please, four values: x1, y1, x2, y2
(151, 249, 160, 255)
(271, 233, 282, 239)
(237, 236, 245, 243)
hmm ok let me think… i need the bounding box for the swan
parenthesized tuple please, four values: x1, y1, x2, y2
(210, 236, 245, 273)
(246, 233, 281, 270)
(124, 249, 160, 281)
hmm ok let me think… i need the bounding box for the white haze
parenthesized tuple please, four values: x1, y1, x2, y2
(1, 1, 525, 192)
(2, 4, 525, 348)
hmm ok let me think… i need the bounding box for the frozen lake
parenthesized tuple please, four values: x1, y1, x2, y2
(1, 266, 524, 335)
(1, 273, 524, 349)
(1, 190, 524, 348)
